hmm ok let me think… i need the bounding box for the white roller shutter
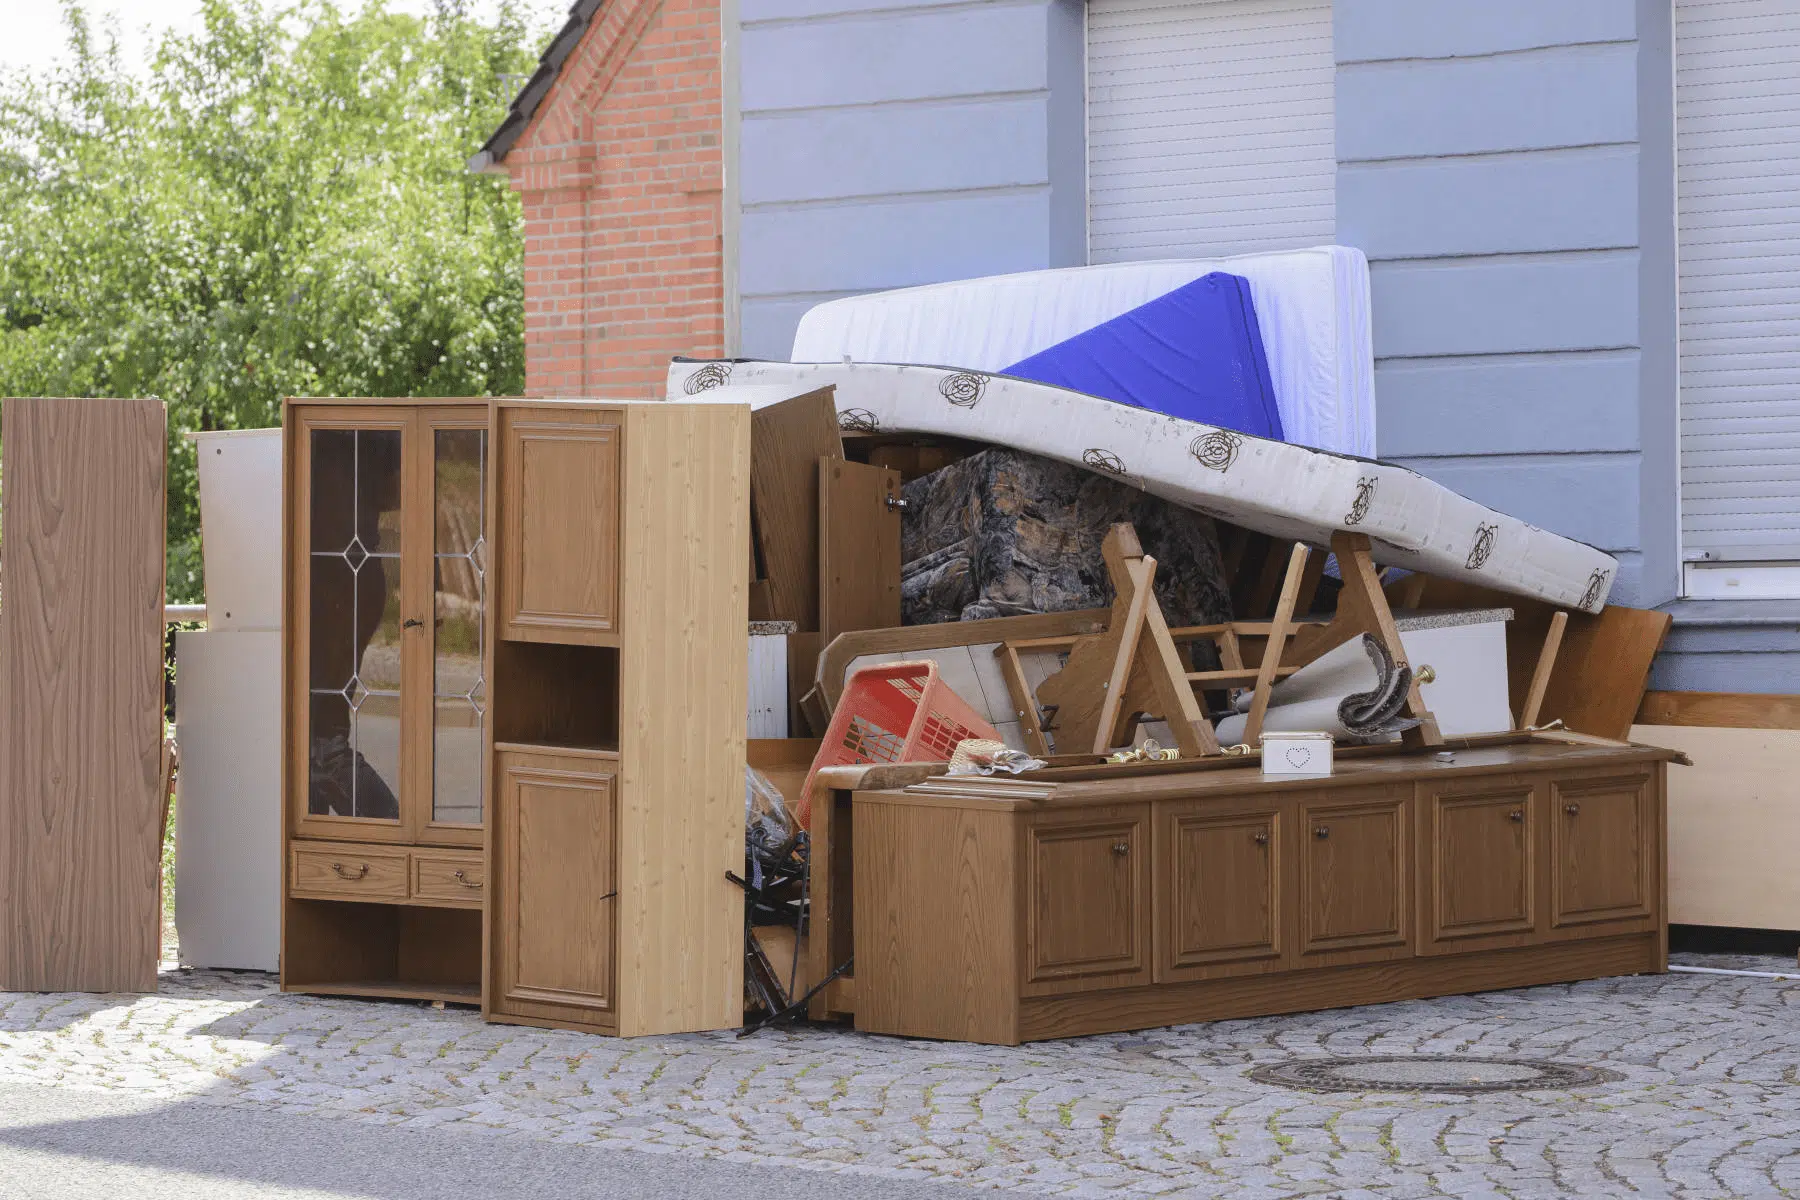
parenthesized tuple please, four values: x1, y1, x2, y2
(1085, 0, 1335, 263)
(1677, 0, 1800, 563)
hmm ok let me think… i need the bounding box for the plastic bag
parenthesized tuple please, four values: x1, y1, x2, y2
(947, 738, 1047, 776)
(745, 766, 799, 877)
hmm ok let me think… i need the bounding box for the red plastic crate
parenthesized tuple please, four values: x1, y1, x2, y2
(795, 660, 998, 828)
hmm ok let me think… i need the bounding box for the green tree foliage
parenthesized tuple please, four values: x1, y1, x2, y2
(0, 0, 544, 599)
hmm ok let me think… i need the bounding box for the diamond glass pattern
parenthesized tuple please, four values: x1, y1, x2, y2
(307, 427, 403, 820)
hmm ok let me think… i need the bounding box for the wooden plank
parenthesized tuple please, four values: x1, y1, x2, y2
(0, 397, 166, 993)
(1635, 691, 1800, 730)
(616, 402, 749, 1036)
(1397, 578, 1672, 743)
(1134, 558, 1221, 756)
(750, 386, 842, 632)
(1242, 543, 1310, 747)
(1519, 611, 1569, 729)
(818, 459, 901, 642)
(995, 644, 1053, 757)
(1633, 723, 1800, 929)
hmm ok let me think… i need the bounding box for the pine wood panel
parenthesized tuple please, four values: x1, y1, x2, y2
(1296, 791, 1411, 963)
(615, 402, 748, 1035)
(411, 850, 485, 908)
(1158, 805, 1285, 978)
(1635, 691, 1800, 730)
(1551, 773, 1656, 930)
(1633, 723, 1800, 928)
(498, 407, 621, 643)
(818, 459, 901, 642)
(853, 798, 1019, 1044)
(491, 749, 618, 1021)
(1022, 806, 1151, 994)
(749, 386, 842, 632)
(1417, 779, 1536, 952)
(0, 396, 166, 993)
(289, 843, 410, 902)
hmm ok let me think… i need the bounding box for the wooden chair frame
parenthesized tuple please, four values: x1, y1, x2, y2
(1010, 526, 1450, 756)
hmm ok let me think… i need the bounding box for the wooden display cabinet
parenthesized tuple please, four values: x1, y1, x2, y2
(281, 397, 749, 1035)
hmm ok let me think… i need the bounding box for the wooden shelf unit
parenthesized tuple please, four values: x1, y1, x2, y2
(849, 738, 1672, 1045)
(281, 397, 750, 1036)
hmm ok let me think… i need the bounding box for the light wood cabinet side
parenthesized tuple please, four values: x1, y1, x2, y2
(615, 402, 749, 1036)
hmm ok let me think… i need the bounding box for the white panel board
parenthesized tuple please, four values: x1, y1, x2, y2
(173, 631, 281, 971)
(192, 428, 283, 630)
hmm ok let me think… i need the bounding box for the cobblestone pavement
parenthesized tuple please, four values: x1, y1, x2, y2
(3, 956, 1799, 1198)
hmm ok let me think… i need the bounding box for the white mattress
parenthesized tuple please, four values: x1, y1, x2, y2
(788, 247, 1375, 458)
(668, 360, 1617, 614)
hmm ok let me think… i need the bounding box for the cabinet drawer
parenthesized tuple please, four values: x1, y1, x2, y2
(291, 842, 410, 902)
(413, 852, 486, 908)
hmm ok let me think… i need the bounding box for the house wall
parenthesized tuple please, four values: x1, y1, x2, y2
(1333, 0, 1678, 610)
(706, 0, 1783, 690)
(505, 0, 726, 397)
(731, 0, 1086, 359)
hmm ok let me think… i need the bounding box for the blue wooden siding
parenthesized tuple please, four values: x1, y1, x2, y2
(1334, 0, 1679, 610)
(734, 0, 1086, 360)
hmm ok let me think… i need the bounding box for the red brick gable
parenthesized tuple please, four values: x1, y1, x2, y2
(501, 0, 725, 397)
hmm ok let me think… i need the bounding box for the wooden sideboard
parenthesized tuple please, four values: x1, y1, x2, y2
(850, 738, 1673, 1044)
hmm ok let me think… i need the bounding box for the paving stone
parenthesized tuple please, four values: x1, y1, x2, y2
(3, 958, 1799, 1196)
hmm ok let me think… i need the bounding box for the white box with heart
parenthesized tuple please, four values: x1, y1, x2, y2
(1261, 731, 1334, 778)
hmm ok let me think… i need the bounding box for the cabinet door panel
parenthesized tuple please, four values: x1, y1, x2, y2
(499, 409, 621, 643)
(1552, 774, 1655, 930)
(493, 753, 617, 1017)
(1024, 807, 1149, 993)
(427, 422, 488, 840)
(290, 410, 414, 844)
(1299, 794, 1410, 961)
(1161, 808, 1283, 978)
(1420, 782, 1536, 952)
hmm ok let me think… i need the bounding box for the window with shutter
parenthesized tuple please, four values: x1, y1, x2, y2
(1085, 0, 1335, 264)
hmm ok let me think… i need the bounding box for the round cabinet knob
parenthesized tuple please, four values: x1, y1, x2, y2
(1313, 825, 1330, 840)
(1508, 809, 1524, 823)
(1253, 830, 1270, 846)
(1565, 803, 1581, 816)
(1111, 841, 1130, 856)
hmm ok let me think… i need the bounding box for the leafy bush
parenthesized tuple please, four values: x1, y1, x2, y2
(0, 0, 544, 599)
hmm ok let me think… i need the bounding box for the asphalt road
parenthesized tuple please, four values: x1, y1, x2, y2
(0, 1082, 982, 1200)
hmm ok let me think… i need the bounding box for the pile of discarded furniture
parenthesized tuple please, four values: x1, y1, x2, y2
(0, 249, 1682, 1049)
(698, 356, 1676, 1045)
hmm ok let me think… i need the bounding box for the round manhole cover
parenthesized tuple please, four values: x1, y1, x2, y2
(1247, 1055, 1622, 1095)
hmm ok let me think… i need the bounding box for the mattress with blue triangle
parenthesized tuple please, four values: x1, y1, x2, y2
(998, 271, 1285, 442)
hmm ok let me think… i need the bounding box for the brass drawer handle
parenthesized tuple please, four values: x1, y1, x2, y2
(453, 870, 482, 890)
(1565, 803, 1581, 816)
(1314, 825, 1330, 840)
(1111, 841, 1130, 856)
(331, 862, 369, 881)
(1508, 809, 1524, 823)
(1253, 830, 1269, 846)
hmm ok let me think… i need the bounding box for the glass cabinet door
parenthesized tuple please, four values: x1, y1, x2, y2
(305, 424, 406, 826)
(429, 424, 487, 832)
(292, 404, 490, 846)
